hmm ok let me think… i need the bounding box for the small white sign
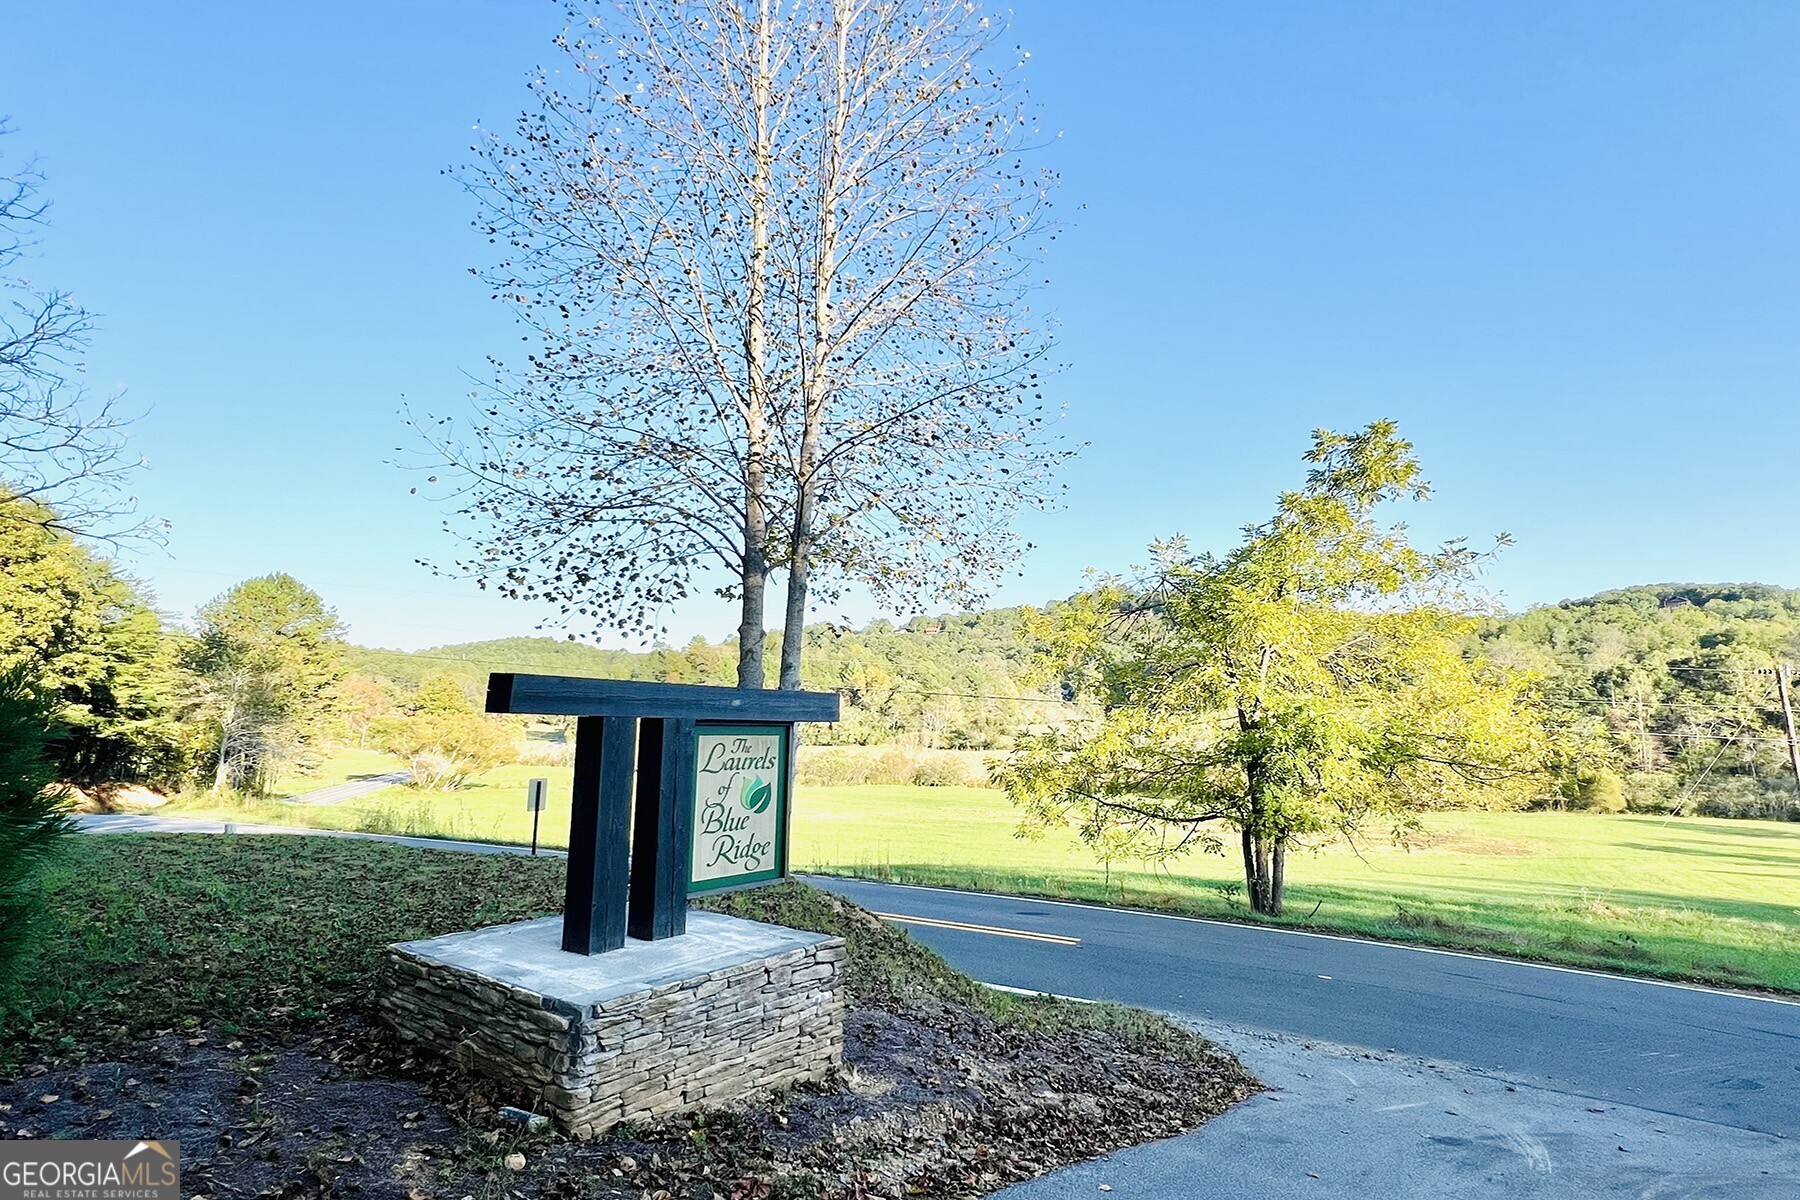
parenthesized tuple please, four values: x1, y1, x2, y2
(525, 777, 548, 811)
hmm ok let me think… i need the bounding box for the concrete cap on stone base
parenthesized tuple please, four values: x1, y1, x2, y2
(392, 910, 838, 1012)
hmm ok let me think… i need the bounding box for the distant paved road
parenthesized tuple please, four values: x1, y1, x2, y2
(283, 771, 411, 805)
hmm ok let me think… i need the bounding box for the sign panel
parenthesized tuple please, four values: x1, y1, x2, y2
(688, 723, 788, 893)
(525, 777, 548, 811)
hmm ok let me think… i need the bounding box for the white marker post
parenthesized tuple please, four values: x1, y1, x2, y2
(526, 777, 549, 856)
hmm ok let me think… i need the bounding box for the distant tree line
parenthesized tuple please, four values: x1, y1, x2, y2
(347, 609, 1087, 753)
(3, 480, 1799, 826)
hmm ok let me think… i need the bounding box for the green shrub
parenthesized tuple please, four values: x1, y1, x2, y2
(910, 755, 975, 787)
(795, 746, 985, 788)
(1693, 794, 1800, 821)
(1575, 769, 1627, 813)
(0, 667, 73, 988)
(1623, 771, 1681, 814)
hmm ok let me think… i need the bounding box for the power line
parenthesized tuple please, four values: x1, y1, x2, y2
(892, 687, 1076, 706)
(1537, 697, 1771, 713)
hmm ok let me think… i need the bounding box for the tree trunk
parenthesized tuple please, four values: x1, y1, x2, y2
(1239, 828, 1259, 908)
(212, 703, 235, 795)
(777, 0, 850, 694)
(777, 515, 812, 691)
(212, 741, 230, 795)
(1241, 829, 1287, 916)
(736, 519, 768, 688)
(736, 0, 776, 692)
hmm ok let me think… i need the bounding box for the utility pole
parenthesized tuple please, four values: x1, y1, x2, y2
(1776, 663, 1800, 790)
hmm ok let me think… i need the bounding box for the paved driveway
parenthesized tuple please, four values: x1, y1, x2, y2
(813, 877, 1800, 1198)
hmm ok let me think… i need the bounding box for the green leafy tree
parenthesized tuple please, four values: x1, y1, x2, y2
(0, 666, 70, 985)
(999, 423, 1557, 915)
(0, 492, 185, 785)
(188, 574, 345, 795)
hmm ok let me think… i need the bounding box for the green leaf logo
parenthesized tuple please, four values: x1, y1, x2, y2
(742, 776, 773, 814)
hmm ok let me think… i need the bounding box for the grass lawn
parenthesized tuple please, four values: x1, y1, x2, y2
(166, 768, 1800, 994)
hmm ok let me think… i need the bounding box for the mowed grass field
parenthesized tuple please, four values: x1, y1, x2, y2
(172, 753, 1800, 993)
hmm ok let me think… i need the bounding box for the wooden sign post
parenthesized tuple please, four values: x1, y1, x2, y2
(485, 675, 840, 956)
(525, 777, 548, 856)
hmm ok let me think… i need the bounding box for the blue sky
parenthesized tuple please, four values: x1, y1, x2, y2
(4, 2, 1797, 650)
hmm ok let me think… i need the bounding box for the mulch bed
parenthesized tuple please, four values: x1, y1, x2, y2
(0, 983, 1254, 1200)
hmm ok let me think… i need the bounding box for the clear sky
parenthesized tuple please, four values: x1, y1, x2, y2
(4, 2, 1796, 650)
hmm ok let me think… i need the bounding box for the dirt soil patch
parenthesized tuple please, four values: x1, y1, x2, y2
(0, 997, 1253, 1199)
(1408, 830, 1545, 856)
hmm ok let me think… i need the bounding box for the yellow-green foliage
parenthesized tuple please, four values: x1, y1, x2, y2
(371, 673, 518, 790)
(1000, 423, 1585, 913)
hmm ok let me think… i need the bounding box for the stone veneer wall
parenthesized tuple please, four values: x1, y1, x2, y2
(380, 936, 846, 1137)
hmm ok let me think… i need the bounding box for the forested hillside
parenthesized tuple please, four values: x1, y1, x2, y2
(349, 608, 1080, 749)
(350, 583, 1800, 815)
(1475, 584, 1800, 816)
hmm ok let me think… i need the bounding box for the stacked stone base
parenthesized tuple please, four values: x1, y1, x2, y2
(380, 912, 845, 1137)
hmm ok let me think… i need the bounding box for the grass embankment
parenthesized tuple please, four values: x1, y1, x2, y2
(0, 834, 1188, 1076)
(166, 752, 1800, 994)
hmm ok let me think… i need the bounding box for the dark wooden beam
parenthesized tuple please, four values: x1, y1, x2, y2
(627, 718, 695, 941)
(487, 674, 840, 723)
(561, 715, 635, 955)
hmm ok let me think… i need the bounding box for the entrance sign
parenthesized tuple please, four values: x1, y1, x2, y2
(689, 724, 789, 892)
(485, 675, 838, 956)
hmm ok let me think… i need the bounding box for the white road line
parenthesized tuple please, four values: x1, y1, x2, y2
(876, 911, 1081, 945)
(984, 982, 1097, 1004)
(814, 875, 1800, 1010)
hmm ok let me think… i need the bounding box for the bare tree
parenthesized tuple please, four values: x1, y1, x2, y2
(771, 0, 1066, 689)
(422, 0, 801, 687)
(0, 121, 153, 541)
(425, 0, 1065, 688)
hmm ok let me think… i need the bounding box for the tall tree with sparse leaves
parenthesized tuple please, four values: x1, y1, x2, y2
(0, 121, 154, 543)
(421, 0, 1066, 688)
(999, 422, 1558, 916)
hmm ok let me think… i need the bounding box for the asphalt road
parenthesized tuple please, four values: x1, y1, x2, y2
(812, 876, 1800, 1138)
(284, 771, 412, 805)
